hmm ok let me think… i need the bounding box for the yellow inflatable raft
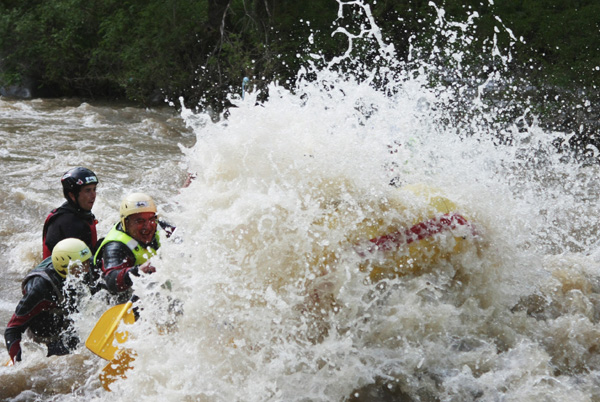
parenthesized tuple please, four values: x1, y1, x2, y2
(312, 183, 480, 282)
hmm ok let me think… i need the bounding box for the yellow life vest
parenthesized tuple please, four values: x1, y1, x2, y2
(94, 223, 160, 266)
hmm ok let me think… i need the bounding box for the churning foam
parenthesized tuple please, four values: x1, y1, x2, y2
(5, 1, 600, 401)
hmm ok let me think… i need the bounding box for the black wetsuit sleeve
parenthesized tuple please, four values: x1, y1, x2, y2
(45, 212, 92, 253)
(99, 241, 138, 294)
(4, 278, 57, 362)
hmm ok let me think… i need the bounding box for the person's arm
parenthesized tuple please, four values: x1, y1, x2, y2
(4, 321, 23, 363)
(4, 279, 57, 362)
(99, 241, 153, 294)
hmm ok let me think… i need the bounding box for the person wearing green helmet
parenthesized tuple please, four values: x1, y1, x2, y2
(4, 238, 93, 363)
(94, 192, 174, 303)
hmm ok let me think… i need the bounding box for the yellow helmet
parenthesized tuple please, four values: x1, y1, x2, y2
(120, 192, 157, 231)
(51, 238, 92, 278)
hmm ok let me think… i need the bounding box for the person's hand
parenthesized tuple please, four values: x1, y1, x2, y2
(8, 345, 21, 364)
(139, 261, 156, 274)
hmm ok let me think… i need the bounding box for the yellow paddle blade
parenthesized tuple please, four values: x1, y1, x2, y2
(86, 301, 136, 360)
(4, 358, 13, 366)
(99, 349, 136, 391)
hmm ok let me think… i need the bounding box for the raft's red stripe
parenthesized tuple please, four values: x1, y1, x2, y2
(364, 213, 472, 254)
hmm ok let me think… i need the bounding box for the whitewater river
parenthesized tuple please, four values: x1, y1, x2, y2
(2, 3, 600, 401)
(0, 98, 197, 400)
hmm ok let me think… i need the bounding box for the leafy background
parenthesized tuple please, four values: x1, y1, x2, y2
(0, 0, 598, 148)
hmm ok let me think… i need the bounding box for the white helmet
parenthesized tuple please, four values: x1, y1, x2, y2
(52, 238, 92, 278)
(120, 192, 157, 231)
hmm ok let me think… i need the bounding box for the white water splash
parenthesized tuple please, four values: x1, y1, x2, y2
(91, 2, 600, 401)
(4, 1, 600, 401)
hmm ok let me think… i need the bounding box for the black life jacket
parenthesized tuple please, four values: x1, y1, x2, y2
(42, 204, 98, 258)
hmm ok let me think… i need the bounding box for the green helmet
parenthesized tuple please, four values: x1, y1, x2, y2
(51, 238, 92, 278)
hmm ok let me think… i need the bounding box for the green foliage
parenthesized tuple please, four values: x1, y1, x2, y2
(91, 0, 210, 103)
(0, 0, 114, 95)
(491, 0, 600, 89)
(0, 0, 598, 119)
